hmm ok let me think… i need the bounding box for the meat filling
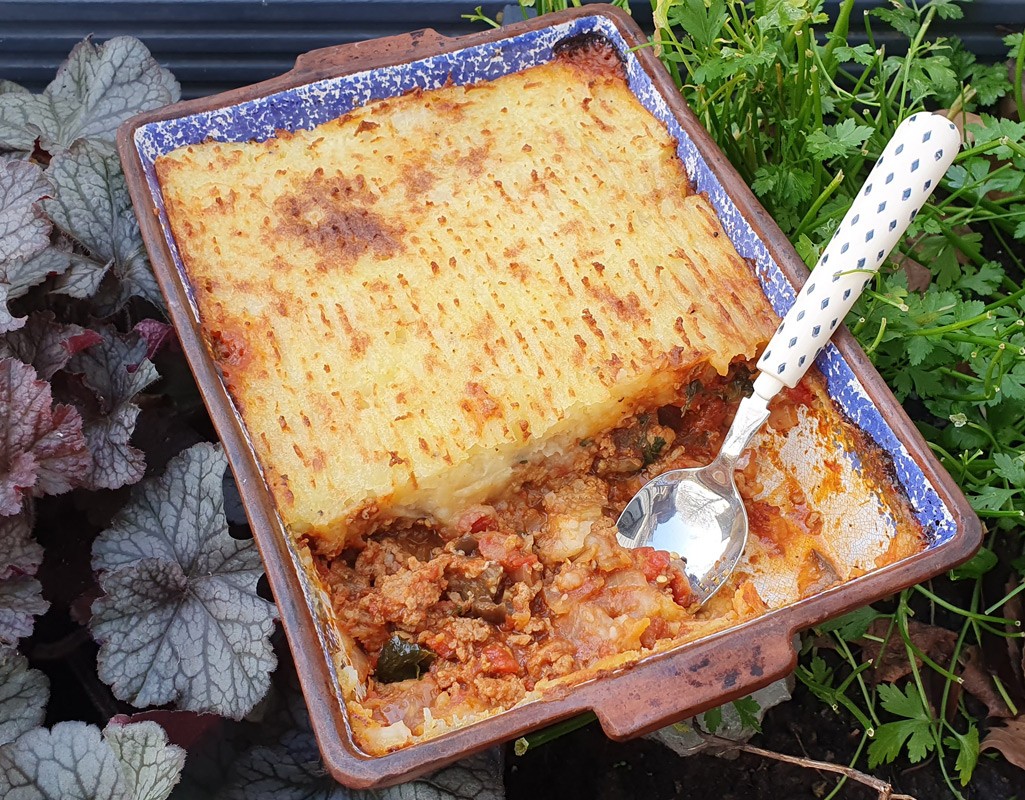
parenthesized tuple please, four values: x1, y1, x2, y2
(317, 365, 822, 737)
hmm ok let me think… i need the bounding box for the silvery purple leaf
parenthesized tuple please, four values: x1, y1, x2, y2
(0, 37, 179, 155)
(0, 357, 90, 516)
(0, 511, 49, 649)
(45, 141, 162, 311)
(64, 327, 158, 491)
(91, 444, 277, 719)
(0, 579, 49, 649)
(0, 650, 49, 745)
(0, 245, 73, 334)
(0, 311, 102, 380)
(0, 720, 185, 800)
(0, 160, 50, 264)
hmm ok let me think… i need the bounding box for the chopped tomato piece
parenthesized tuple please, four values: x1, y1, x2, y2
(669, 568, 694, 606)
(477, 532, 540, 576)
(481, 642, 520, 676)
(454, 505, 498, 534)
(419, 631, 457, 660)
(635, 547, 671, 582)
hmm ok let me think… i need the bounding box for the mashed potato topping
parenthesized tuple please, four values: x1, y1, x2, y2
(154, 38, 775, 556)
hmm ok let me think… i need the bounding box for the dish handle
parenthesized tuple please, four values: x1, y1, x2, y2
(291, 29, 455, 77)
(590, 627, 798, 739)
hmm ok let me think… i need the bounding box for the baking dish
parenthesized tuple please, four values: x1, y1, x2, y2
(118, 4, 981, 788)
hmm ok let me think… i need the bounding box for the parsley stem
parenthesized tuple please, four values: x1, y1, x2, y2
(795, 170, 845, 240)
(891, 7, 936, 120)
(898, 595, 966, 800)
(863, 289, 906, 311)
(928, 443, 968, 476)
(984, 286, 1025, 313)
(513, 711, 596, 756)
(978, 509, 1025, 519)
(967, 333, 1022, 350)
(977, 621, 1025, 638)
(997, 319, 1025, 337)
(913, 585, 1018, 626)
(937, 368, 981, 384)
(939, 228, 988, 269)
(985, 578, 1025, 615)
(897, 608, 962, 685)
(1015, 32, 1025, 124)
(963, 418, 996, 449)
(821, 0, 855, 76)
(911, 331, 1007, 351)
(863, 316, 887, 355)
(937, 584, 975, 761)
(821, 729, 869, 800)
(992, 675, 1019, 717)
(835, 636, 881, 728)
(956, 137, 1025, 161)
(937, 394, 996, 404)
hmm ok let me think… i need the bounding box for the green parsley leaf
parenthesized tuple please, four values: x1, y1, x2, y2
(873, 6, 921, 40)
(868, 684, 937, 768)
(796, 656, 837, 706)
(733, 696, 762, 733)
(993, 452, 1025, 485)
(806, 119, 873, 160)
(869, 721, 914, 768)
(970, 486, 1017, 512)
(702, 705, 723, 734)
(945, 725, 980, 786)
(906, 336, 935, 368)
(818, 606, 882, 641)
(669, 0, 728, 51)
(829, 37, 874, 67)
(959, 262, 1005, 297)
(949, 546, 998, 580)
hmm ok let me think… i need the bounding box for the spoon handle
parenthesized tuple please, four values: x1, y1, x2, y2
(752, 113, 962, 401)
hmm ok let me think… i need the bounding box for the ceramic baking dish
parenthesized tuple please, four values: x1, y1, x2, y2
(118, 4, 981, 788)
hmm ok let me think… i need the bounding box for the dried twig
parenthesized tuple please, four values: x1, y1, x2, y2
(706, 735, 916, 800)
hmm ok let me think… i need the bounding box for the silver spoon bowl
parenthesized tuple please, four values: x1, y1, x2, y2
(616, 112, 962, 606)
(616, 391, 769, 603)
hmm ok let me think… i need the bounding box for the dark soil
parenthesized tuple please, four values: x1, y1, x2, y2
(504, 684, 1025, 800)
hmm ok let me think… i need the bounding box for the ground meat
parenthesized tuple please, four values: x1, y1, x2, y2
(357, 556, 448, 636)
(525, 639, 577, 682)
(503, 580, 543, 633)
(473, 674, 527, 707)
(419, 617, 492, 662)
(353, 538, 414, 582)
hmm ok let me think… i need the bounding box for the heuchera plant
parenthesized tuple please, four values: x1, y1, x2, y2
(0, 37, 510, 799)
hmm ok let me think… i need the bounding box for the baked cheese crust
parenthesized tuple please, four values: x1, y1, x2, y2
(155, 46, 777, 555)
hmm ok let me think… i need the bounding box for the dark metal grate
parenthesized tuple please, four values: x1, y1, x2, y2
(0, 0, 1020, 99)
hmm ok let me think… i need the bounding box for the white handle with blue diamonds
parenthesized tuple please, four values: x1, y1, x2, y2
(752, 112, 962, 401)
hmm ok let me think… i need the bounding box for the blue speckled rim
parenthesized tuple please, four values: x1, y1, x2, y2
(134, 13, 956, 550)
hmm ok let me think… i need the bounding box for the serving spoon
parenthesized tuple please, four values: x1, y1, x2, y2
(616, 112, 962, 605)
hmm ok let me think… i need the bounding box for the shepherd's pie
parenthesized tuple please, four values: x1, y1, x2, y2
(155, 38, 923, 754)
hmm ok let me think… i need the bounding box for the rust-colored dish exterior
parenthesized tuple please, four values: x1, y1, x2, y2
(118, 5, 981, 789)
